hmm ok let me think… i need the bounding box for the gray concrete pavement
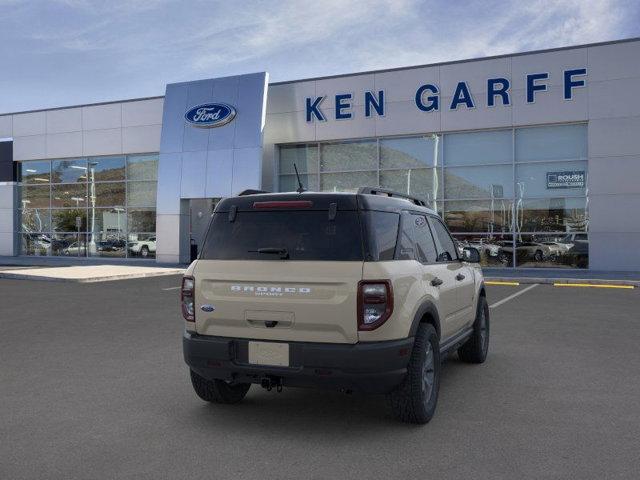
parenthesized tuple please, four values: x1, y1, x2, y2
(1, 276, 639, 479)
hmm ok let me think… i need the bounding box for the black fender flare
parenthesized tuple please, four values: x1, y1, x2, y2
(479, 282, 486, 299)
(408, 300, 441, 339)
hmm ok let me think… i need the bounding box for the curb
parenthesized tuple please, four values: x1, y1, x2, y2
(485, 277, 639, 287)
(0, 269, 185, 283)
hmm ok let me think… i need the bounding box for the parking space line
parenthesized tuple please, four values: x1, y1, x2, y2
(554, 283, 635, 289)
(162, 286, 181, 291)
(485, 281, 520, 286)
(489, 283, 538, 309)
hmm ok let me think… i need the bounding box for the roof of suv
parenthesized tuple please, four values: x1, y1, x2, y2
(215, 191, 437, 215)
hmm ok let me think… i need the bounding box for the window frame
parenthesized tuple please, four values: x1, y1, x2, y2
(427, 215, 461, 263)
(17, 153, 158, 259)
(403, 212, 440, 265)
(274, 123, 589, 269)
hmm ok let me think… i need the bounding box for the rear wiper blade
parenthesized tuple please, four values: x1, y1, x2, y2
(248, 247, 290, 259)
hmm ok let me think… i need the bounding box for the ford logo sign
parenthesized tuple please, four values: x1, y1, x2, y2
(184, 103, 236, 128)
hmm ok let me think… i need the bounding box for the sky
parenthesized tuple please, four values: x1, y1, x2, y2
(1, 0, 639, 113)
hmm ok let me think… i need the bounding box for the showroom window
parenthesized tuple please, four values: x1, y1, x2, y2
(18, 154, 158, 259)
(277, 124, 588, 269)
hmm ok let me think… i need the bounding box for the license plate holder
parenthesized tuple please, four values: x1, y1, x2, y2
(248, 341, 290, 367)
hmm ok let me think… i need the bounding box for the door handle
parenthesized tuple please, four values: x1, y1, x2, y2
(456, 273, 466, 281)
(431, 277, 443, 287)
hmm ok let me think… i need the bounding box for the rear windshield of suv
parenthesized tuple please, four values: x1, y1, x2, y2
(200, 210, 364, 261)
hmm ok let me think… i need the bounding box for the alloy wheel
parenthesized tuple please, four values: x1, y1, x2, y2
(421, 343, 435, 403)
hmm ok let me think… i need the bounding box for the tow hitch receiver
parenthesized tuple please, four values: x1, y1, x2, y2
(260, 376, 284, 392)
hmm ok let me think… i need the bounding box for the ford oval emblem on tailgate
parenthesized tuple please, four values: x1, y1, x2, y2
(200, 304, 215, 312)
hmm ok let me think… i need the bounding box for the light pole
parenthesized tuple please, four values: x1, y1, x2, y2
(70, 162, 97, 254)
(430, 134, 439, 213)
(114, 207, 125, 246)
(516, 182, 525, 241)
(88, 162, 98, 254)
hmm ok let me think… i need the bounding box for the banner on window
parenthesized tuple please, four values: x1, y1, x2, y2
(546, 171, 585, 189)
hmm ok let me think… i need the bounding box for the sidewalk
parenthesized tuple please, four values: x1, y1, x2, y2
(0, 265, 185, 283)
(0, 255, 184, 269)
(483, 268, 640, 287)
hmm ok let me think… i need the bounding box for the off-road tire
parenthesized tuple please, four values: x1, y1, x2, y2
(190, 369, 251, 404)
(387, 323, 440, 424)
(458, 296, 490, 364)
(141, 246, 149, 258)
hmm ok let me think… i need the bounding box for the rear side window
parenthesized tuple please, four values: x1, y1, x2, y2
(412, 214, 438, 263)
(396, 213, 416, 260)
(363, 211, 400, 261)
(200, 210, 363, 261)
(428, 216, 458, 262)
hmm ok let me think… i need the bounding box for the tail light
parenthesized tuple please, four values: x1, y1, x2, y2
(358, 280, 393, 331)
(181, 276, 195, 322)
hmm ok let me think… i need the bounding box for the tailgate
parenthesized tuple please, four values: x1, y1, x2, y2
(193, 260, 362, 344)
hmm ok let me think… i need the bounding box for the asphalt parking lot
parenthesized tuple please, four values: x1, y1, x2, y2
(1, 276, 639, 479)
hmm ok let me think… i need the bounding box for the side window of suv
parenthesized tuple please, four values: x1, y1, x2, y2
(411, 214, 438, 264)
(428, 216, 458, 262)
(365, 211, 400, 261)
(395, 213, 416, 260)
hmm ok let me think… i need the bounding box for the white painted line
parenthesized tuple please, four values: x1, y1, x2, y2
(489, 283, 538, 309)
(162, 286, 181, 291)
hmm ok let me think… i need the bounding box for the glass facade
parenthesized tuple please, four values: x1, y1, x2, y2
(18, 154, 158, 259)
(277, 124, 588, 268)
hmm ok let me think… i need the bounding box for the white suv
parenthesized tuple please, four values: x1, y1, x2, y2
(128, 236, 156, 258)
(181, 188, 489, 424)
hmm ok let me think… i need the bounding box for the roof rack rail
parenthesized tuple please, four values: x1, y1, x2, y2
(357, 186, 428, 207)
(238, 189, 270, 196)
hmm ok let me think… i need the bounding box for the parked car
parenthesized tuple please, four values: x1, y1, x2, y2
(467, 238, 501, 257)
(128, 236, 156, 258)
(96, 241, 117, 252)
(51, 238, 71, 255)
(560, 233, 588, 250)
(566, 234, 589, 268)
(62, 242, 85, 256)
(498, 241, 553, 265)
(540, 241, 570, 257)
(96, 240, 126, 252)
(22, 234, 52, 255)
(181, 187, 489, 424)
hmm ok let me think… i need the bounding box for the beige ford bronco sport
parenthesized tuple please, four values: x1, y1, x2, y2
(181, 187, 489, 424)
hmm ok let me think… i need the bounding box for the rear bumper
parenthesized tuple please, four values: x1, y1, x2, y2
(183, 331, 414, 394)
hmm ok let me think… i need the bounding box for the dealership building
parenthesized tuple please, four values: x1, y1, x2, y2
(0, 38, 639, 270)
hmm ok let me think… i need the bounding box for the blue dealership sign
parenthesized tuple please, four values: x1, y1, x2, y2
(184, 102, 237, 128)
(305, 68, 587, 122)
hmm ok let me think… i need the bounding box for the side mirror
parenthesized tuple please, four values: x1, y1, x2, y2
(462, 247, 481, 263)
